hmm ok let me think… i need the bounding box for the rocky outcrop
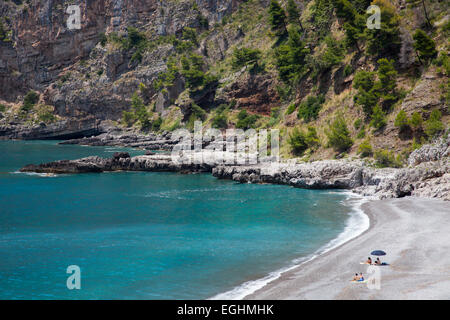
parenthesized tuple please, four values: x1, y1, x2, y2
(216, 71, 280, 115)
(212, 159, 449, 200)
(20, 149, 450, 200)
(0, 117, 101, 140)
(408, 136, 450, 166)
(20, 152, 215, 174)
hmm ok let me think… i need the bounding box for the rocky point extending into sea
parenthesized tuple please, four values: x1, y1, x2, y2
(20, 134, 449, 201)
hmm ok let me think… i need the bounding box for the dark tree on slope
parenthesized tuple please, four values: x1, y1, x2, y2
(365, 0, 401, 58)
(413, 29, 437, 63)
(275, 26, 309, 84)
(286, 0, 304, 31)
(268, 0, 288, 36)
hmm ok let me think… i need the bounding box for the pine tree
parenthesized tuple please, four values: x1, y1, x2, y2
(376, 58, 397, 96)
(268, 0, 287, 36)
(365, 0, 401, 57)
(326, 114, 353, 152)
(413, 29, 437, 62)
(286, 0, 300, 24)
(370, 105, 387, 130)
(275, 26, 309, 83)
(394, 110, 410, 131)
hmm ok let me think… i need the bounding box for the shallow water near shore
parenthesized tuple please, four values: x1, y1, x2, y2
(0, 140, 356, 299)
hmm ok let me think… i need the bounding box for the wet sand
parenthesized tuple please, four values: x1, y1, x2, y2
(245, 198, 450, 299)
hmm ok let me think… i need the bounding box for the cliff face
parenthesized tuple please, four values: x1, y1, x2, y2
(0, 0, 448, 166)
(0, 0, 242, 107)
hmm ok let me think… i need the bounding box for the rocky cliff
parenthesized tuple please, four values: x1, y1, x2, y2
(1, 0, 448, 172)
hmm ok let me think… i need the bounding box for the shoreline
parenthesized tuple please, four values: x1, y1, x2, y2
(210, 192, 370, 300)
(243, 197, 450, 300)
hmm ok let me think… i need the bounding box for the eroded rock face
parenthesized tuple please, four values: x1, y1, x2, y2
(216, 71, 280, 115)
(408, 136, 449, 166)
(20, 150, 449, 200)
(0, 117, 101, 140)
(0, 0, 244, 116)
(400, 72, 447, 115)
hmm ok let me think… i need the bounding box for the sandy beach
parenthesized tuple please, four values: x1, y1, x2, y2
(245, 198, 450, 299)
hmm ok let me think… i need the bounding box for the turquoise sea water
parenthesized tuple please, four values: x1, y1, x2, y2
(0, 140, 355, 299)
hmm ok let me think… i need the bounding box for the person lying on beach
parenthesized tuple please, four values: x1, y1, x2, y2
(365, 257, 372, 265)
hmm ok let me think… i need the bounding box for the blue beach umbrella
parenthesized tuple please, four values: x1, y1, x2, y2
(371, 250, 386, 256)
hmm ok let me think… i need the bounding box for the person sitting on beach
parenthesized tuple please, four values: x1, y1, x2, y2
(353, 273, 359, 281)
(365, 257, 372, 265)
(374, 258, 381, 265)
(358, 273, 364, 281)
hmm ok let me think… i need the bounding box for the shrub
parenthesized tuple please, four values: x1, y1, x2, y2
(356, 126, 366, 139)
(326, 114, 353, 152)
(357, 139, 373, 158)
(286, 103, 297, 115)
(231, 47, 262, 71)
(126, 27, 146, 49)
(212, 107, 228, 129)
(191, 103, 207, 121)
(332, 0, 357, 22)
(236, 110, 259, 130)
(394, 110, 409, 131)
(182, 27, 198, 46)
(356, 91, 377, 117)
(309, 36, 345, 79)
(122, 111, 135, 127)
(353, 118, 363, 130)
(275, 26, 309, 84)
(153, 56, 179, 90)
(343, 64, 353, 77)
(370, 105, 386, 130)
(268, 0, 287, 36)
(353, 70, 375, 92)
(374, 149, 402, 168)
(413, 29, 437, 62)
(304, 126, 320, 149)
(288, 127, 308, 156)
(411, 137, 422, 151)
(354, 59, 398, 117)
(321, 36, 345, 67)
(409, 111, 423, 129)
(152, 117, 162, 131)
(99, 33, 107, 47)
(433, 53, 450, 76)
(377, 58, 397, 97)
(424, 109, 444, 138)
(197, 13, 209, 29)
(181, 54, 206, 90)
(121, 91, 150, 129)
(0, 104, 6, 112)
(286, 0, 300, 24)
(22, 90, 39, 112)
(365, 0, 401, 57)
(297, 95, 325, 122)
(37, 105, 56, 123)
